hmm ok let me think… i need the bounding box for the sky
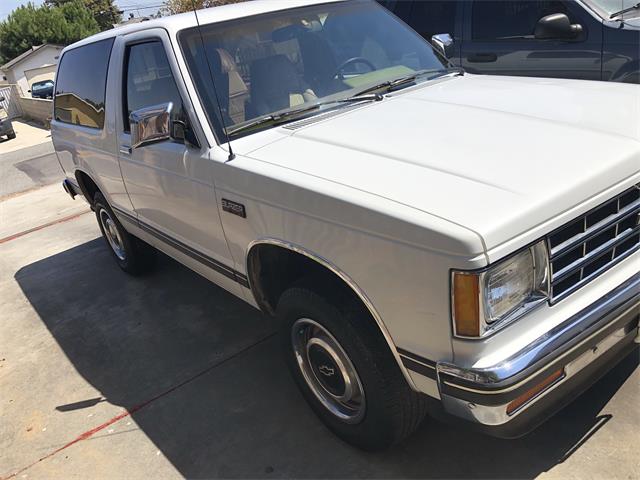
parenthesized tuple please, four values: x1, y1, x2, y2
(0, 0, 163, 20)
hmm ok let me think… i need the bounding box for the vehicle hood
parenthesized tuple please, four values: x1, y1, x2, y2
(244, 74, 640, 254)
(620, 17, 640, 29)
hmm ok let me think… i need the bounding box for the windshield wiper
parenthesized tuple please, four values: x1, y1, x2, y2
(610, 2, 640, 18)
(227, 94, 382, 137)
(352, 67, 464, 98)
(227, 67, 465, 137)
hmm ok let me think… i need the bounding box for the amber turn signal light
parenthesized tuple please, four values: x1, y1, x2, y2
(452, 273, 480, 337)
(506, 368, 564, 415)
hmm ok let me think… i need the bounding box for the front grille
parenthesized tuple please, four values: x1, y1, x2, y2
(547, 184, 640, 301)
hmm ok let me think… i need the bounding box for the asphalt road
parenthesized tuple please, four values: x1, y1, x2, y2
(0, 145, 638, 479)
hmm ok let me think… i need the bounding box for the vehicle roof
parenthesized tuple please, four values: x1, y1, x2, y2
(63, 0, 345, 53)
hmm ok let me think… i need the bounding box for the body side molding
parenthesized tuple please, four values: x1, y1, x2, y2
(111, 205, 250, 288)
(397, 347, 438, 380)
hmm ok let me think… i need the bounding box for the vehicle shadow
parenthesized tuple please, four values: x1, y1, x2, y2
(14, 239, 639, 479)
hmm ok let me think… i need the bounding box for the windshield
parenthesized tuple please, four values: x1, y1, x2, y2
(586, 0, 638, 16)
(179, 0, 448, 139)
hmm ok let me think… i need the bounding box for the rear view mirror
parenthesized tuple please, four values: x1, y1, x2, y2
(431, 33, 454, 59)
(130, 102, 172, 149)
(0, 97, 4, 102)
(272, 21, 322, 43)
(535, 13, 582, 40)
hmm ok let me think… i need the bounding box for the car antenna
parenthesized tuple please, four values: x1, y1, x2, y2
(190, 0, 235, 162)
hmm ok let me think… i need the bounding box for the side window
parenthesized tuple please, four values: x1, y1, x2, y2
(123, 41, 185, 132)
(54, 38, 114, 129)
(377, 0, 399, 12)
(409, 1, 457, 39)
(472, 1, 571, 40)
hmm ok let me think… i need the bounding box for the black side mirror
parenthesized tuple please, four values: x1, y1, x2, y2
(535, 13, 582, 40)
(172, 120, 200, 149)
(0, 97, 4, 102)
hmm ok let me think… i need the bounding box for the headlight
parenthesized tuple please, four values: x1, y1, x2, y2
(452, 241, 550, 338)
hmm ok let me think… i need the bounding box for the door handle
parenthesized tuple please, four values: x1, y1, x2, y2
(468, 53, 498, 63)
(119, 146, 132, 156)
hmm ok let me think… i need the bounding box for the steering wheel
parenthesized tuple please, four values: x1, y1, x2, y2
(333, 57, 376, 79)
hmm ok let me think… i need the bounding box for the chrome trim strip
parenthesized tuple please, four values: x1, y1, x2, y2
(550, 199, 639, 259)
(111, 205, 138, 224)
(440, 324, 636, 426)
(443, 306, 634, 397)
(438, 272, 640, 392)
(551, 244, 639, 303)
(112, 205, 249, 288)
(398, 349, 438, 380)
(548, 184, 639, 301)
(397, 348, 437, 369)
(552, 225, 640, 283)
(282, 103, 364, 131)
(246, 238, 420, 392)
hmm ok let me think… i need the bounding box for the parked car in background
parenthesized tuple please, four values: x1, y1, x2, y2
(30, 79, 55, 99)
(53, 0, 639, 451)
(0, 96, 16, 140)
(380, 0, 640, 83)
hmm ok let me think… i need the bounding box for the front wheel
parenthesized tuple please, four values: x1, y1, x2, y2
(7, 131, 16, 139)
(278, 283, 427, 451)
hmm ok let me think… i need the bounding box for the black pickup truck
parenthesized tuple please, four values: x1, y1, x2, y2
(381, 0, 640, 83)
(30, 79, 55, 99)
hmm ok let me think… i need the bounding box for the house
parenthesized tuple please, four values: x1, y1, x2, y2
(1, 44, 64, 96)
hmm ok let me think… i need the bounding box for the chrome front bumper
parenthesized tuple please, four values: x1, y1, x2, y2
(437, 272, 639, 437)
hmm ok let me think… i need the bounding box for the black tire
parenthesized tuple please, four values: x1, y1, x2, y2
(94, 192, 155, 275)
(7, 131, 16, 139)
(278, 282, 427, 451)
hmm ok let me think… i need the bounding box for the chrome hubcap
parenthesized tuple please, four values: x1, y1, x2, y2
(99, 208, 126, 261)
(292, 318, 365, 423)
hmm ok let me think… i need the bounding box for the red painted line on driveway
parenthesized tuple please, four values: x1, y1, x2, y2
(0, 333, 275, 480)
(1, 410, 137, 480)
(0, 210, 91, 245)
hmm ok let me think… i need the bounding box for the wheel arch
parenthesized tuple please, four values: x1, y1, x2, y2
(246, 238, 419, 391)
(74, 169, 102, 206)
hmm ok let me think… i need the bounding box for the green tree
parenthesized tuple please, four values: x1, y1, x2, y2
(45, 0, 122, 31)
(163, 0, 250, 16)
(0, 1, 99, 64)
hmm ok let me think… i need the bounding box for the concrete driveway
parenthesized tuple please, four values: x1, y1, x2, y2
(0, 120, 51, 155)
(0, 120, 57, 198)
(0, 179, 638, 479)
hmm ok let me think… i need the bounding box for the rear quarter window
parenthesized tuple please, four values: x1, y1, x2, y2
(54, 38, 115, 129)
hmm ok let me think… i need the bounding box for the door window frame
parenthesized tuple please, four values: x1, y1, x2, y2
(407, 0, 464, 43)
(116, 29, 207, 150)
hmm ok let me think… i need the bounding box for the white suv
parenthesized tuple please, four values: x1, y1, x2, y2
(52, 0, 639, 451)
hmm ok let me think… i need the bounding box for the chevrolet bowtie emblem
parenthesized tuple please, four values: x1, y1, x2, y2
(318, 365, 335, 376)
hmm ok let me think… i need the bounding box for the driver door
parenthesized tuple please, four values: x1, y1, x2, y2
(461, 0, 602, 80)
(115, 31, 242, 296)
